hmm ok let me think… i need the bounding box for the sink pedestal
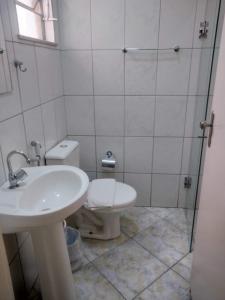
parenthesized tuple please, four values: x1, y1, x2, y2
(31, 222, 75, 300)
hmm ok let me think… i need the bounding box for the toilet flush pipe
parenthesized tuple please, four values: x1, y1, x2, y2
(0, 232, 15, 300)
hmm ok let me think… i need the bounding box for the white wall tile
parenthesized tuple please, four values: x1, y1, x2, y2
(189, 48, 213, 96)
(124, 173, 151, 206)
(0, 114, 27, 171)
(54, 97, 67, 141)
(41, 101, 58, 151)
(151, 174, 179, 207)
(182, 138, 202, 175)
(95, 96, 124, 136)
(3, 234, 18, 263)
(125, 51, 157, 95)
(153, 137, 183, 174)
(97, 172, 123, 182)
(0, 0, 13, 41)
(124, 137, 153, 173)
(62, 50, 93, 95)
(185, 96, 207, 137)
(14, 43, 40, 110)
(0, 148, 6, 185)
(178, 175, 197, 209)
(0, 42, 22, 122)
(59, 0, 91, 49)
(65, 96, 95, 135)
(93, 50, 124, 95)
(69, 135, 96, 171)
(154, 96, 186, 137)
(96, 137, 124, 172)
(157, 49, 192, 95)
(36, 47, 63, 103)
(91, 0, 124, 49)
(193, 0, 220, 48)
(9, 254, 26, 298)
(86, 171, 97, 181)
(125, 96, 155, 136)
(159, 0, 197, 48)
(23, 106, 45, 159)
(125, 0, 160, 49)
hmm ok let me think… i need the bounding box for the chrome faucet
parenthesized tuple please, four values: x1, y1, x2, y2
(7, 150, 31, 189)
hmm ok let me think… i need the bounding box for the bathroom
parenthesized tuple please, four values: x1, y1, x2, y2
(0, 0, 225, 299)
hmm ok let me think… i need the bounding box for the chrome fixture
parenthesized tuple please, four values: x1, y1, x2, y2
(122, 46, 180, 53)
(174, 45, 180, 52)
(101, 151, 117, 168)
(200, 112, 215, 147)
(7, 150, 31, 189)
(184, 176, 192, 189)
(30, 141, 42, 166)
(14, 60, 27, 72)
(199, 21, 209, 39)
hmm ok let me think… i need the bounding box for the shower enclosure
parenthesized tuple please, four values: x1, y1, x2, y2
(60, 0, 225, 251)
(183, 0, 224, 248)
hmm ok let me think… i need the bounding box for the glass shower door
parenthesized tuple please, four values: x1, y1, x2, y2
(184, 0, 224, 249)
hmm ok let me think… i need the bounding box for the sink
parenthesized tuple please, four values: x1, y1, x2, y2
(0, 165, 89, 233)
(0, 165, 89, 300)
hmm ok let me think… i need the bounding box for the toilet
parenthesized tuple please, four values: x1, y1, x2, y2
(45, 140, 136, 240)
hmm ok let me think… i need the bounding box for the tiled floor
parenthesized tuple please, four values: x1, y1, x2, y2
(30, 207, 193, 300)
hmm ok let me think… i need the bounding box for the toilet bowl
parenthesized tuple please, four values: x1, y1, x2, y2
(73, 179, 136, 240)
(45, 140, 137, 240)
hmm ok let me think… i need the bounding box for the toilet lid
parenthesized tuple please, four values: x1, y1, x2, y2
(87, 179, 136, 209)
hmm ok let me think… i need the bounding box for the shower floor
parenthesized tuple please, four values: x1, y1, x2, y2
(31, 207, 193, 300)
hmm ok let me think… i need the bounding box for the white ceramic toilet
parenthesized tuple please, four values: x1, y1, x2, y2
(45, 140, 136, 240)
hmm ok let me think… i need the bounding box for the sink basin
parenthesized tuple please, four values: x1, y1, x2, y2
(0, 165, 89, 233)
(0, 165, 89, 300)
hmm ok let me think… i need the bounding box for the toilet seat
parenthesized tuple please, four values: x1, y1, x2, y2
(86, 179, 136, 212)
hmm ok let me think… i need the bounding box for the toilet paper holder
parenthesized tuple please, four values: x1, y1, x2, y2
(101, 151, 117, 168)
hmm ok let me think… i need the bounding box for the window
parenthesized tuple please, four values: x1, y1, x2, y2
(15, 0, 57, 43)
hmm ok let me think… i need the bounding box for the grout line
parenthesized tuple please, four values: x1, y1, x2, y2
(122, 0, 126, 182)
(90, 0, 98, 180)
(78, 208, 191, 299)
(90, 261, 126, 299)
(63, 93, 210, 97)
(60, 46, 215, 51)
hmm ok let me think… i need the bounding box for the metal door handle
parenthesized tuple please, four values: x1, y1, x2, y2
(200, 112, 215, 147)
(0, 48, 4, 54)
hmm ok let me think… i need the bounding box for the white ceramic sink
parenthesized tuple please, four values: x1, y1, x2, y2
(0, 165, 89, 300)
(0, 165, 89, 233)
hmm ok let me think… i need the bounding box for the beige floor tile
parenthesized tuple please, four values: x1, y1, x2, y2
(121, 207, 162, 237)
(134, 218, 189, 267)
(136, 270, 190, 300)
(82, 233, 128, 262)
(93, 239, 167, 300)
(172, 253, 193, 282)
(73, 263, 124, 300)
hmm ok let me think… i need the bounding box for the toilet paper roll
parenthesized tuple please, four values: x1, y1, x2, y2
(101, 151, 117, 169)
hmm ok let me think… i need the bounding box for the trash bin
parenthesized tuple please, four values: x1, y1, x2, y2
(64, 221, 83, 272)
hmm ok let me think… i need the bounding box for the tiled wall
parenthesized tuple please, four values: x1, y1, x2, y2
(0, 0, 66, 297)
(60, 0, 221, 208)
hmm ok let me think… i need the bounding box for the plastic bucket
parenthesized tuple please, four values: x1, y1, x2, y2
(64, 223, 83, 272)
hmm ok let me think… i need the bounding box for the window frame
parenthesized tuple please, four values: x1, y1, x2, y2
(15, 0, 57, 46)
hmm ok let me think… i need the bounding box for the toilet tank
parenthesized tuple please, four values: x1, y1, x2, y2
(45, 140, 80, 167)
